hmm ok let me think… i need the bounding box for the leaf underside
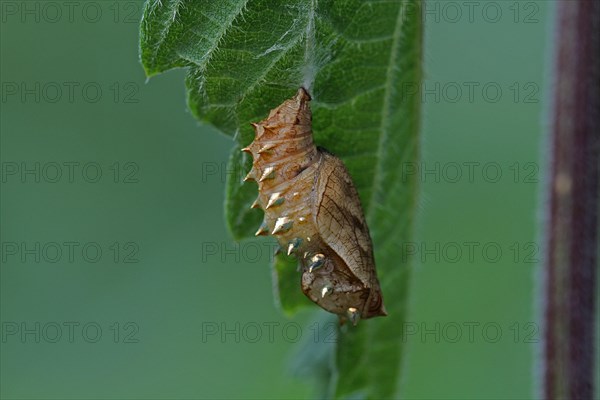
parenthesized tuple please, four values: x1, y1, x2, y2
(140, 0, 422, 398)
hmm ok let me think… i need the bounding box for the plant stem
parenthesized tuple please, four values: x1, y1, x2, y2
(542, 1, 599, 399)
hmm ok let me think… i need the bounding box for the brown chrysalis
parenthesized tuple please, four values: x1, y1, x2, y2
(242, 88, 386, 325)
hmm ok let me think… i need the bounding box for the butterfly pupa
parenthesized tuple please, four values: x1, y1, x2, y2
(242, 87, 386, 325)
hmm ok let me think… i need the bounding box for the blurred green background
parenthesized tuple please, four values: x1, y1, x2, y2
(1, 1, 549, 399)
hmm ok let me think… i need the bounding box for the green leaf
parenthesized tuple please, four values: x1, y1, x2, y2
(140, 0, 423, 398)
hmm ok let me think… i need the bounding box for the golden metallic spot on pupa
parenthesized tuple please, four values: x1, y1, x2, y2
(243, 170, 255, 182)
(254, 221, 269, 236)
(258, 143, 275, 154)
(308, 253, 325, 272)
(259, 166, 275, 182)
(347, 307, 360, 326)
(265, 192, 284, 209)
(287, 238, 302, 256)
(272, 217, 293, 234)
